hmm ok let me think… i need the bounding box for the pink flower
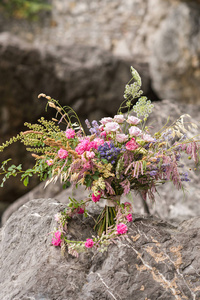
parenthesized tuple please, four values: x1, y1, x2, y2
(100, 117, 113, 125)
(126, 213, 133, 222)
(58, 148, 68, 159)
(100, 131, 107, 138)
(77, 207, 84, 214)
(142, 134, 155, 142)
(85, 238, 94, 248)
(129, 126, 142, 137)
(117, 223, 128, 235)
(116, 133, 128, 143)
(81, 151, 95, 161)
(46, 159, 54, 166)
(93, 138, 105, 146)
(126, 138, 139, 151)
(54, 213, 61, 222)
(104, 122, 120, 133)
(127, 116, 141, 125)
(52, 230, 62, 247)
(92, 192, 101, 202)
(114, 115, 125, 123)
(75, 139, 89, 154)
(65, 128, 75, 139)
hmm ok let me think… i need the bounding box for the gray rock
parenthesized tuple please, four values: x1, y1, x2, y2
(1, 198, 200, 300)
(147, 0, 200, 103)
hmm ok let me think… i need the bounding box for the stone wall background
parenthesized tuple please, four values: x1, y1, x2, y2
(0, 0, 200, 219)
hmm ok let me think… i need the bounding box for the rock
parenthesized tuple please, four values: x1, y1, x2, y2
(0, 198, 200, 299)
(138, 0, 200, 103)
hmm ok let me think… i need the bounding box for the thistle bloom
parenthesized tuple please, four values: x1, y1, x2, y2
(85, 238, 94, 248)
(65, 128, 75, 139)
(129, 126, 142, 137)
(117, 223, 128, 235)
(52, 231, 62, 246)
(126, 138, 139, 151)
(58, 148, 68, 159)
(126, 116, 141, 125)
(46, 159, 54, 166)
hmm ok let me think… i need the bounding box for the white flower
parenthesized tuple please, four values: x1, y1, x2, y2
(100, 117, 113, 125)
(129, 126, 142, 137)
(114, 115, 125, 123)
(116, 133, 129, 143)
(104, 122, 120, 132)
(142, 134, 155, 142)
(126, 116, 141, 125)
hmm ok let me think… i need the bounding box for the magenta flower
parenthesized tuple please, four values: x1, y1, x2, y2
(126, 213, 133, 222)
(46, 159, 54, 166)
(85, 238, 94, 248)
(58, 148, 68, 159)
(77, 207, 84, 214)
(52, 230, 62, 246)
(65, 128, 75, 139)
(126, 138, 139, 151)
(92, 192, 101, 202)
(117, 223, 128, 235)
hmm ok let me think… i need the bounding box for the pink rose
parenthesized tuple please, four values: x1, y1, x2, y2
(46, 159, 54, 166)
(104, 122, 120, 133)
(114, 115, 125, 123)
(85, 238, 94, 248)
(126, 138, 139, 151)
(126, 213, 133, 222)
(116, 223, 128, 235)
(52, 230, 62, 247)
(142, 134, 155, 142)
(100, 117, 113, 125)
(58, 148, 68, 159)
(127, 116, 141, 125)
(116, 133, 128, 143)
(65, 128, 75, 139)
(129, 126, 142, 137)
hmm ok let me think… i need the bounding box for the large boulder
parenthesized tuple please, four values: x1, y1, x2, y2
(0, 198, 200, 299)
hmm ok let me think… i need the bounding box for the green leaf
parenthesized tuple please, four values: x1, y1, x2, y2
(23, 177, 29, 186)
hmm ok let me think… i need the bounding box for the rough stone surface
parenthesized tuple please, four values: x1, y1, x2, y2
(0, 198, 200, 300)
(1, 0, 200, 103)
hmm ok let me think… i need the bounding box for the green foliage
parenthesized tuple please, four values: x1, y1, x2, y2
(0, 0, 51, 20)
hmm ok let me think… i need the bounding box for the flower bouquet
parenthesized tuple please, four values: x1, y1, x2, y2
(0, 67, 199, 257)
